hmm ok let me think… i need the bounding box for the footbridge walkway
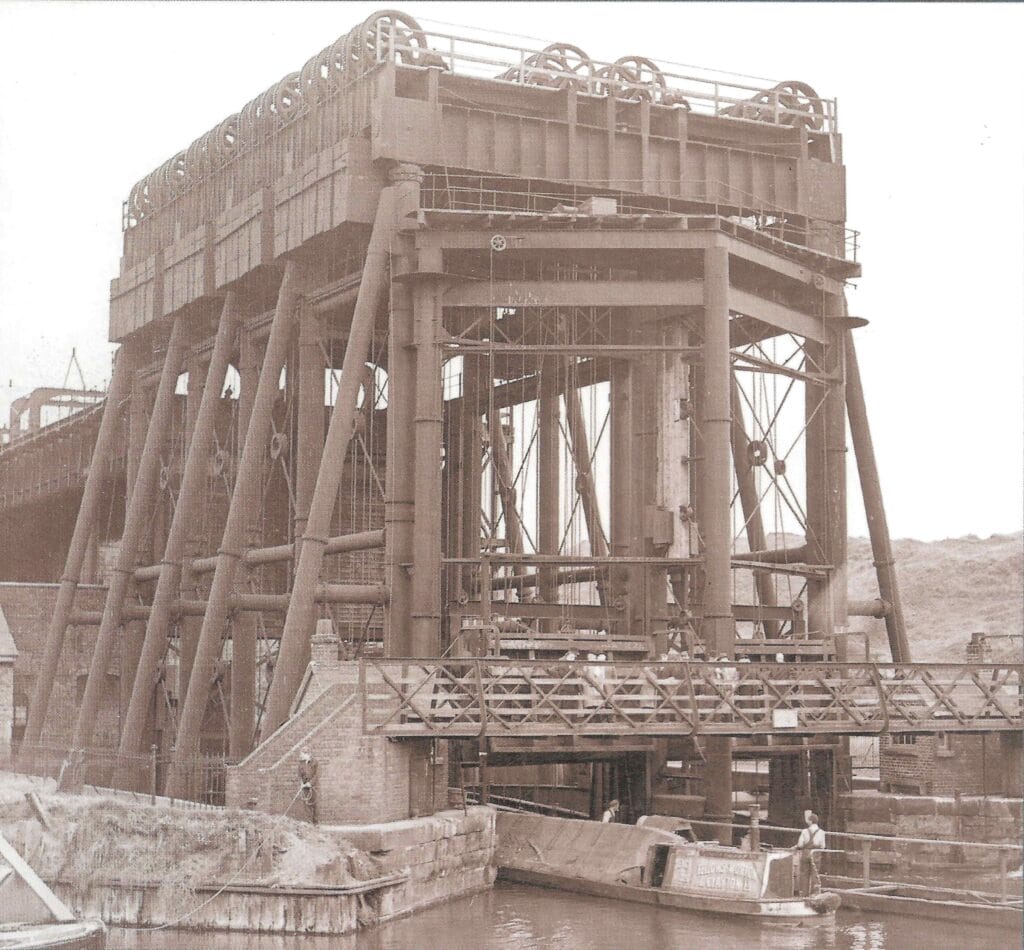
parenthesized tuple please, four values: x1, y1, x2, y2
(359, 660, 1023, 739)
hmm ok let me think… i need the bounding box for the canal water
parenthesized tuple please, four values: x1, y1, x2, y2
(107, 882, 1017, 950)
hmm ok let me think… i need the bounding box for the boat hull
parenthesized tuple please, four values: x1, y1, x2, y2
(499, 867, 838, 923)
(824, 884, 1022, 931)
(0, 920, 106, 950)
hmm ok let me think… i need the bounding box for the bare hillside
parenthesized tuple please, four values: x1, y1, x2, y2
(848, 533, 1023, 662)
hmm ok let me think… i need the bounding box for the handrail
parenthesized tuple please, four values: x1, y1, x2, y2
(361, 659, 1023, 737)
(688, 816, 1024, 854)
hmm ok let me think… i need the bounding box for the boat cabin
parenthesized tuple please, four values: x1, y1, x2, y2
(636, 815, 796, 900)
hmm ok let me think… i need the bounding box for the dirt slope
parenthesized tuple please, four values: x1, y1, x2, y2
(848, 532, 1023, 662)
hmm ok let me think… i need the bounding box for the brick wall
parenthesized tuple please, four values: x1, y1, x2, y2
(880, 733, 1015, 796)
(0, 582, 116, 750)
(226, 661, 447, 823)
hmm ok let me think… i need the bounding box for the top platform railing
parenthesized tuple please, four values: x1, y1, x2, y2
(122, 9, 837, 230)
(391, 14, 837, 131)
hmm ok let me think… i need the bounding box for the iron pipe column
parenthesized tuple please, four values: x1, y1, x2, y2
(115, 294, 241, 781)
(261, 183, 401, 736)
(384, 169, 423, 657)
(229, 324, 261, 759)
(72, 315, 188, 751)
(700, 245, 734, 656)
(294, 306, 324, 554)
(409, 276, 445, 657)
(537, 356, 561, 613)
(845, 330, 910, 662)
(701, 244, 734, 846)
(23, 346, 135, 746)
(166, 260, 309, 796)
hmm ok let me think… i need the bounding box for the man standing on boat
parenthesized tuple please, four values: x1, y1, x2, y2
(601, 798, 620, 823)
(792, 811, 826, 895)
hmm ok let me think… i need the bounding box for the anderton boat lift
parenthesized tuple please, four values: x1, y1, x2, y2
(0, 7, 1019, 939)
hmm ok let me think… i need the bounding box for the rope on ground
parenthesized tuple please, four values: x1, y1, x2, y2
(136, 784, 306, 932)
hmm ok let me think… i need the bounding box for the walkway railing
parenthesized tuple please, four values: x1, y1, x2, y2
(689, 816, 1023, 905)
(360, 660, 1023, 738)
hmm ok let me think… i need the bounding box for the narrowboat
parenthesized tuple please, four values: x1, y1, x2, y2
(496, 811, 841, 923)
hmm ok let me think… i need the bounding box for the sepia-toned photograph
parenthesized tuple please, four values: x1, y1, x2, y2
(0, 3, 1021, 948)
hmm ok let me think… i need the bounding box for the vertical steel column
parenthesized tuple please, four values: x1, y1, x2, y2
(23, 348, 135, 746)
(261, 187, 400, 736)
(166, 261, 309, 796)
(115, 295, 241, 780)
(409, 276, 445, 657)
(609, 345, 634, 606)
(537, 357, 561, 609)
(72, 316, 189, 751)
(458, 363, 483, 598)
(384, 168, 423, 658)
(700, 246, 734, 656)
(294, 308, 324, 551)
(730, 376, 779, 636)
(702, 245, 734, 845)
(633, 322, 665, 651)
(229, 325, 261, 759)
(805, 323, 847, 637)
(845, 331, 910, 662)
(178, 348, 207, 700)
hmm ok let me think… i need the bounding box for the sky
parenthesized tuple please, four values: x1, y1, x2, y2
(0, 1, 1021, 542)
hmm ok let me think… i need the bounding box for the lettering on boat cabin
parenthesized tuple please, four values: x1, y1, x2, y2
(667, 849, 762, 899)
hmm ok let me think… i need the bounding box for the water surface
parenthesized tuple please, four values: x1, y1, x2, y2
(108, 881, 1018, 950)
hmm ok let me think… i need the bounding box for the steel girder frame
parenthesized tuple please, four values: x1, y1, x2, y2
(260, 177, 405, 738)
(845, 329, 910, 662)
(22, 346, 135, 748)
(165, 260, 312, 797)
(113, 294, 241, 786)
(68, 316, 189, 756)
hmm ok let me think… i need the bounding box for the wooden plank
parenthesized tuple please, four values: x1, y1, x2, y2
(0, 832, 76, 922)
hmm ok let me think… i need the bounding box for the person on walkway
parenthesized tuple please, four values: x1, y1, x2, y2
(792, 811, 826, 896)
(601, 798, 620, 823)
(298, 749, 319, 824)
